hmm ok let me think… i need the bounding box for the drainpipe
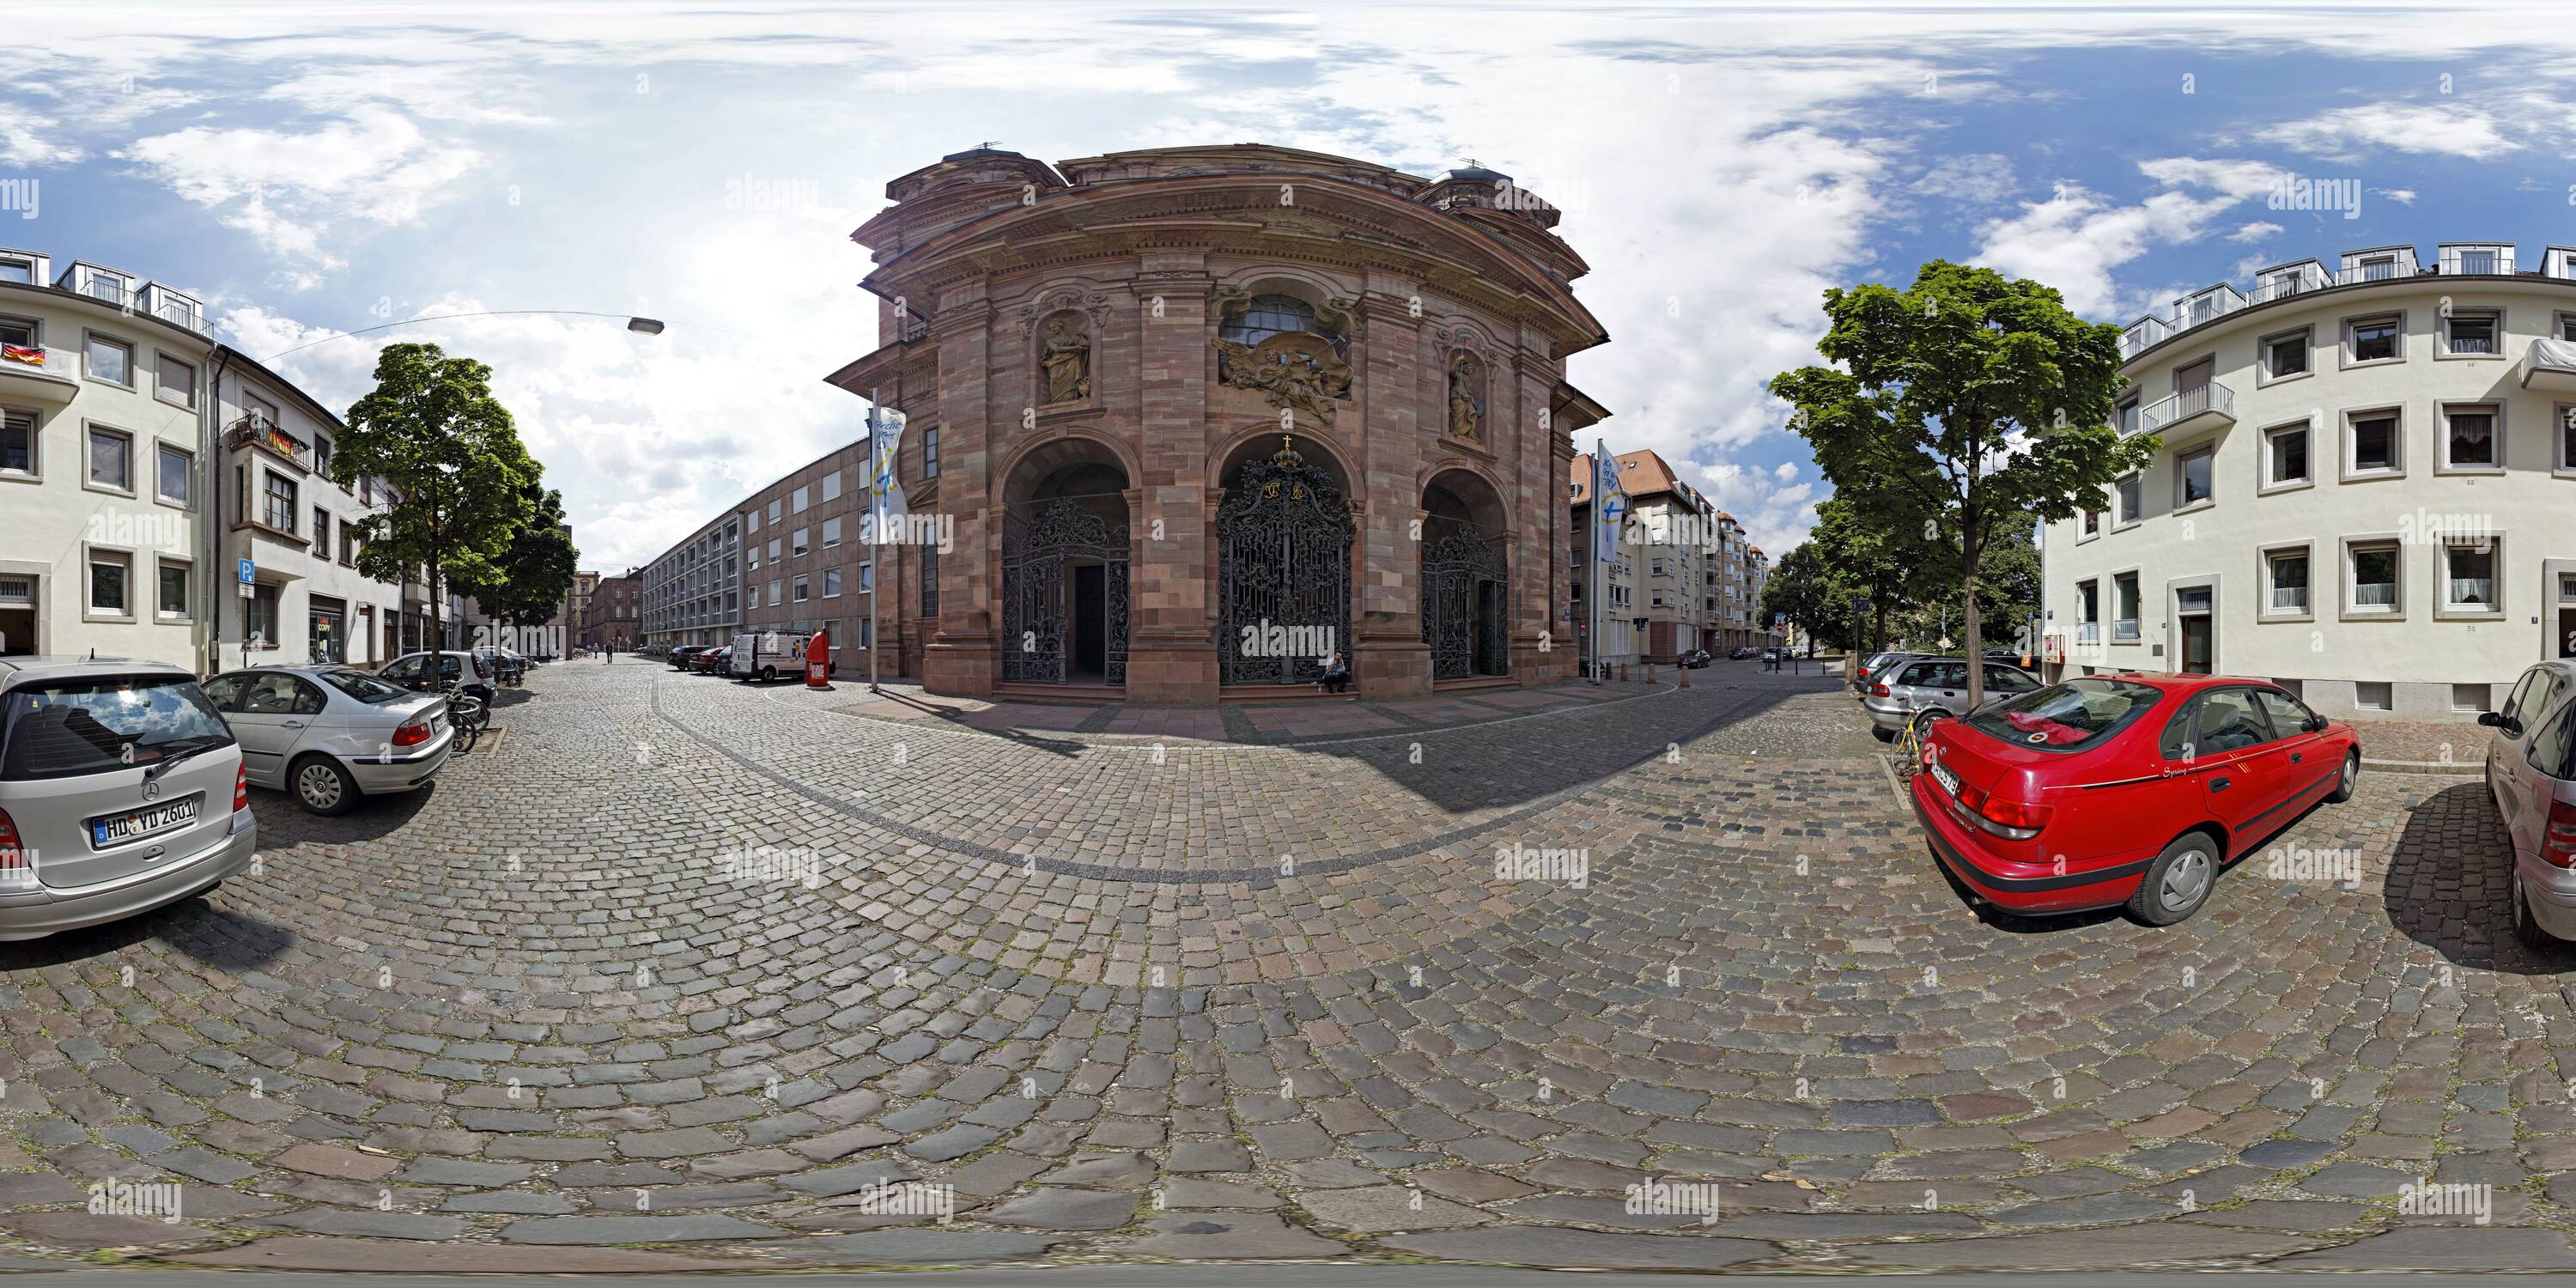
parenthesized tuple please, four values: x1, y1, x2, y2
(199, 346, 235, 677)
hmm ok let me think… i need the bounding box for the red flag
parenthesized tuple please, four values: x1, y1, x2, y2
(2, 344, 43, 367)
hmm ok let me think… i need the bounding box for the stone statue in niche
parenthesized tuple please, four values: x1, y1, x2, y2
(1040, 317, 1091, 404)
(1448, 352, 1484, 442)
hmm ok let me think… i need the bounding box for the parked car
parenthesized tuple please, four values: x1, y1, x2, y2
(1761, 647, 1786, 663)
(1852, 650, 1924, 695)
(693, 647, 733, 674)
(1911, 672, 2358, 926)
(1676, 649, 1713, 670)
(2480, 660, 2576, 947)
(1864, 658, 2042, 738)
(0, 657, 258, 942)
(669, 645, 714, 671)
(1728, 647, 1758, 660)
(202, 666, 455, 816)
(376, 651, 499, 705)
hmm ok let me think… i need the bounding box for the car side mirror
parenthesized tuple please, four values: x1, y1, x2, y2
(2306, 714, 2328, 732)
(2476, 711, 2502, 727)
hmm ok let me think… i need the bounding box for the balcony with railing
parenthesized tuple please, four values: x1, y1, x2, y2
(2437, 243, 2515, 276)
(2250, 259, 2331, 305)
(2136, 380, 2236, 437)
(0, 343, 78, 404)
(2119, 314, 2174, 361)
(225, 414, 312, 471)
(2174, 283, 2246, 331)
(142, 283, 204, 333)
(2339, 245, 2418, 283)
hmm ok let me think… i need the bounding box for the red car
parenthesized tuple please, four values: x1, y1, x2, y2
(1911, 672, 2360, 925)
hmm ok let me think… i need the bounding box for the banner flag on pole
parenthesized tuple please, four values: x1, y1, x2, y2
(1592, 445, 1625, 562)
(868, 407, 908, 543)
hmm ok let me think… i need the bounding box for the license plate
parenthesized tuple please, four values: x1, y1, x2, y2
(90, 796, 200, 849)
(1928, 758, 1961, 797)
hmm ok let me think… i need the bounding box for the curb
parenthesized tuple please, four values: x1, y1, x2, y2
(2360, 756, 2481, 777)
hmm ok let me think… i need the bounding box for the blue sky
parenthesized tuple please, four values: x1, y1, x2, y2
(9, 1, 2576, 570)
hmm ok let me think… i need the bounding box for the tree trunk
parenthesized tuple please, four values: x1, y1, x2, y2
(1961, 530, 1984, 714)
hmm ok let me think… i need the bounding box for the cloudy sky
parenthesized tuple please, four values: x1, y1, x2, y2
(11, 0, 2576, 568)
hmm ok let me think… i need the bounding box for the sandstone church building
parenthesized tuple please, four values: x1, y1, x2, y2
(825, 143, 1612, 702)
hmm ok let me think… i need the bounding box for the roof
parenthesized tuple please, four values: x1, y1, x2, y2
(1568, 448, 1691, 505)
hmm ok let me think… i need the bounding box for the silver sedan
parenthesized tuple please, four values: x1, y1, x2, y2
(201, 666, 456, 815)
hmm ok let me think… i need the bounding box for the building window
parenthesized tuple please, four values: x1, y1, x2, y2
(338, 518, 355, 566)
(746, 509, 759, 534)
(823, 567, 842, 598)
(769, 578, 781, 605)
(924, 427, 939, 479)
(2081, 508, 2099, 537)
(264, 471, 297, 532)
(0, 408, 33, 477)
(2348, 542, 2400, 614)
(313, 507, 331, 559)
(2439, 404, 2500, 471)
(2453, 683, 2490, 713)
(823, 516, 841, 548)
(2267, 549, 2311, 616)
(792, 485, 810, 514)
(157, 557, 191, 620)
(2113, 573, 2140, 641)
(768, 538, 780, 562)
(313, 434, 332, 477)
(768, 499, 781, 523)
(746, 584, 759, 609)
(793, 574, 809, 603)
(0, 258, 29, 283)
(822, 471, 842, 502)
(921, 540, 938, 617)
(86, 333, 133, 386)
(2262, 329, 2311, 381)
(156, 443, 191, 506)
(88, 549, 131, 616)
(2347, 410, 2402, 477)
(2263, 422, 2310, 487)
(87, 425, 131, 493)
(2347, 313, 2401, 364)
(2116, 398, 2139, 437)
(2355, 681, 2393, 711)
(2442, 310, 2500, 357)
(792, 527, 809, 556)
(860, 561, 875, 592)
(2177, 444, 2214, 507)
(2444, 539, 2499, 613)
(2114, 473, 2141, 526)
(2075, 579, 2099, 642)
(155, 351, 197, 408)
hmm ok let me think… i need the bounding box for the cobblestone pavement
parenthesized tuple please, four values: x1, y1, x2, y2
(2, 659, 2573, 1273)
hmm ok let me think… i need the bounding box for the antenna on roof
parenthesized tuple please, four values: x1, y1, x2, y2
(976, 140, 999, 151)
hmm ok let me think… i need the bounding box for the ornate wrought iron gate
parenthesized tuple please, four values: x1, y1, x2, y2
(1422, 523, 1510, 680)
(1218, 441, 1354, 685)
(1001, 498, 1129, 684)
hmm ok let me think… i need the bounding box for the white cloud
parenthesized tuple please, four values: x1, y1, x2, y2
(114, 107, 478, 264)
(2251, 102, 2512, 161)
(2372, 186, 2419, 204)
(1911, 153, 2016, 207)
(1969, 158, 2276, 319)
(2228, 221, 2282, 243)
(0, 103, 80, 165)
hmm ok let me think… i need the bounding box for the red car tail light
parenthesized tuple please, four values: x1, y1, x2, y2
(392, 719, 432, 748)
(1951, 781, 2052, 841)
(234, 763, 249, 813)
(1870, 683, 1891, 697)
(0, 806, 23, 872)
(2545, 799, 2576, 868)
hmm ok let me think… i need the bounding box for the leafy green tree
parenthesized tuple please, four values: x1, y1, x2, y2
(1892, 513, 2041, 652)
(1771, 260, 2150, 711)
(460, 483, 577, 640)
(1807, 495, 1914, 655)
(1762, 542, 1850, 652)
(331, 343, 537, 662)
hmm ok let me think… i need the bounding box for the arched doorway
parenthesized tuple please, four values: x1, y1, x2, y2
(1000, 440, 1130, 685)
(1217, 435, 1354, 686)
(1421, 470, 1510, 681)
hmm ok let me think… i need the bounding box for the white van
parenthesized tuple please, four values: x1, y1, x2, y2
(730, 631, 811, 683)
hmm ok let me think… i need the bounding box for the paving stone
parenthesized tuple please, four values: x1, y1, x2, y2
(2239, 1138, 2337, 1168)
(1850, 1226, 2313, 1268)
(1166, 1139, 1254, 1173)
(266, 1210, 470, 1241)
(393, 1157, 537, 1187)
(2180, 1200, 2371, 1232)
(981, 1187, 1137, 1230)
(499, 1214, 788, 1243)
(1118, 1211, 1348, 1258)
(751, 1230, 1062, 1265)
(0, 1211, 214, 1249)
(1387, 1227, 1778, 1269)
(2301, 1161, 2418, 1200)
(1157, 1177, 1280, 1209)
(1294, 1183, 1492, 1232)
(1993, 1192, 2178, 1226)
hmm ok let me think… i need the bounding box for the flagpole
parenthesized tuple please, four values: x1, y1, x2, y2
(868, 386, 880, 695)
(1591, 438, 1605, 685)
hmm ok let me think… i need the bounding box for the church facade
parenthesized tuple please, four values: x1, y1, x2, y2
(827, 143, 1611, 703)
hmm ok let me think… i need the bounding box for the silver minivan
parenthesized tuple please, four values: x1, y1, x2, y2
(1863, 657, 2042, 738)
(0, 658, 258, 942)
(203, 666, 453, 815)
(2480, 660, 2576, 947)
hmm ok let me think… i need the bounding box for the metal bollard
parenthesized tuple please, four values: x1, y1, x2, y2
(1678, 664, 1689, 688)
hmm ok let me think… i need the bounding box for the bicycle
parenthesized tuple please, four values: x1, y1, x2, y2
(1894, 707, 1950, 777)
(440, 681, 489, 754)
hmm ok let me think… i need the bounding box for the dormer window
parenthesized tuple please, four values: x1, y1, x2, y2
(2356, 253, 2398, 282)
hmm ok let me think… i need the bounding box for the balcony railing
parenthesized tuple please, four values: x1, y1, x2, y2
(0, 343, 76, 382)
(2119, 315, 2175, 360)
(2250, 261, 2331, 304)
(2137, 380, 2235, 435)
(2438, 246, 2514, 276)
(226, 415, 311, 469)
(2175, 284, 2247, 330)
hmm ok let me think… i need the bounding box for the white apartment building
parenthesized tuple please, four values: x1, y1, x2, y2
(2041, 240, 2576, 719)
(641, 511, 742, 649)
(0, 249, 214, 669)
(213, 351, 406, 670)
(1571, 449, 1768, 665)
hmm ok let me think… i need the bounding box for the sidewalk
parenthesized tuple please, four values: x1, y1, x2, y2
(764, 672, 1717, 745)
(2354, 717, 2493, 774)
